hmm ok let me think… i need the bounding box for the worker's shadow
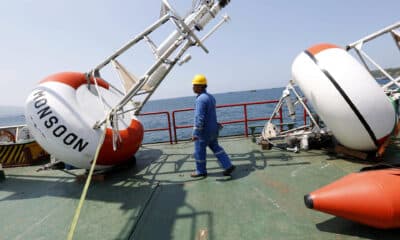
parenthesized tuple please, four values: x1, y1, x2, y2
(213, 149, 306, 182)
(210, 150, 266, 181)
(209, 150, 291, 181)
(131, 146, 305, 183)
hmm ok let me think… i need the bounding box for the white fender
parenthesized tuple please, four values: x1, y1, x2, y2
(292, 43, 396, 151)
(25, 72, 144, 169)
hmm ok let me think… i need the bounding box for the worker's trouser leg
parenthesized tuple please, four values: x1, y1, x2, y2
(208, 138, 232, 170)
(194, 139, 207, 174)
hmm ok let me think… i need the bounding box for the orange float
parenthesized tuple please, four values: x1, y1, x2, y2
(304, 168, 400, 229)
(25, 72, 144, 169)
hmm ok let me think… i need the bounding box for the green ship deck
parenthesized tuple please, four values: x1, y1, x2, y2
(1, 136, 400, 240)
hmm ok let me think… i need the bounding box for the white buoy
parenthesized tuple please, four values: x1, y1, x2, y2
(25, 72, 144, 169)
(292, 43, 396, 151)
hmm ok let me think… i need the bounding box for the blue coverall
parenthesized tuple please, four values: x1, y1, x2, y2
(192, 89, 233, 175)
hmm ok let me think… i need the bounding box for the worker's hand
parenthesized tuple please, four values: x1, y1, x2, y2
(191, 136, 198, 141)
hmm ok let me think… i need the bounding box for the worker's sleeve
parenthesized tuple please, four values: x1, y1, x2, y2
(193, 98, 207, 137)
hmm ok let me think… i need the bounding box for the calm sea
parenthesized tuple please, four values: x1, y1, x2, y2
(0, 87, 297, 143)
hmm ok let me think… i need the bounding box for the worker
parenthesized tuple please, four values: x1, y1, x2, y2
(190, 74, 236, 177)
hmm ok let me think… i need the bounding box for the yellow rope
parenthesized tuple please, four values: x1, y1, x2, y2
(67, 118, 108, 240)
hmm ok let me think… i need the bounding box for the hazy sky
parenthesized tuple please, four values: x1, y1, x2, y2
(1, 0, 399, 106)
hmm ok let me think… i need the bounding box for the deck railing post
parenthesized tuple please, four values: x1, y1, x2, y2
(244, 104, 249, 137)
(138, 111, 174, 144)
(172, 111, 178, 144)
(166, 112, 173, 144)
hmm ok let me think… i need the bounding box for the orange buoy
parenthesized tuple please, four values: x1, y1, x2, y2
(25, 72, 144, 169)
(304, 168, 400, 229)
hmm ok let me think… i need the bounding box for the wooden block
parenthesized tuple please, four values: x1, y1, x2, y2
(377, 139, 390, 157)
(76, 173, 105, 182)
(334, 145, 368, 160)
(92, 174, 105, 181)
(260, 140, 272, 150)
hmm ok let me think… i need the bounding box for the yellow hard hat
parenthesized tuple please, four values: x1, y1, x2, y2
(192, 74, 207, 85)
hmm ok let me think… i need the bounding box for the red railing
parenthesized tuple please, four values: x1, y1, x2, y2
(171, 100, 282, 143)
(139, 99, 312, 144)
(138, 111, 173, 144)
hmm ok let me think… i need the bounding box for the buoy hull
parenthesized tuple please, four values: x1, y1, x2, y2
(25, 72, 144, 169)
(305, 169, 400, 229)
(292, 43, 396, 151)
